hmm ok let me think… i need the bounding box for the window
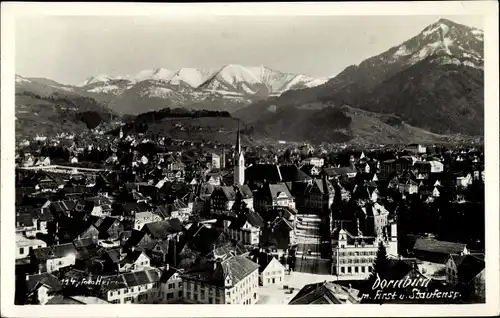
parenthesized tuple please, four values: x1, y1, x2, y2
(178, 291, 182, 298)
(19, 247, 24, 255)
(186, 292, 191, 299)
(216, 289, 220, 297)
(361, 267, 365, 273)
(347, 267, 352, 273)
(340, 267, 345, 274)
(354, 267, 359, 273)
(167, 292, 174, 300)
(178, 282, 183, 288)
(110, 291, 114, 297)
(209, 297, 213, 303)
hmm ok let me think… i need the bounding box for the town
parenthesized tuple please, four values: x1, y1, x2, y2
(14, 124, 485, 305)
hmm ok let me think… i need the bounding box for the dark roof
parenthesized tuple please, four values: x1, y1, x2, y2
(289, 282, 358, 304)
(456, 254, 485, 285)
(182, 255, 259, 287)
(46, 295, 82, 305)
(250, 251, 278, 273)
(142, 219, 184, 239)
(32, 243, 78, 261)
(94, 216, 120, 233)
(102, 268, 162, 291)
(26, 273, 62, 293)
(120, 250, 148, 265)
(245, 164, 282, 183)
(279, 165, 312, 182)
(413, 238, 468, 255)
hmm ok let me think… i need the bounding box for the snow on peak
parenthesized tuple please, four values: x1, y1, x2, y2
(216, 64, 262, 85)
(169, 68, 216, 87)
(133, 68, 174, 82)
(16, 75, 31, 83)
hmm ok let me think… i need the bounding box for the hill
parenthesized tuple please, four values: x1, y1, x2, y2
(234, 18, 484, 143)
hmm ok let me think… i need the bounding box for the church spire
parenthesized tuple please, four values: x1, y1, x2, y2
(234, 119, 245, 186)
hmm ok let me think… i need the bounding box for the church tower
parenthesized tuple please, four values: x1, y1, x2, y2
(119, 126, 124, 139)
(234, 121, 245, 186)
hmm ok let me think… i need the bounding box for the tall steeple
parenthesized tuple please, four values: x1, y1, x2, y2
(234, 120, 245, 185)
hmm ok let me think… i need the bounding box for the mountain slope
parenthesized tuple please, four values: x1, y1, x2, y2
(15, 76, 117, 139)
(235, 18, 484, 142)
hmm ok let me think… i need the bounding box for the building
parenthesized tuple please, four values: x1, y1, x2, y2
(413, 161, 444, 174)
(101, 267, 183, 304)
(134, 212, 162, 231)
(379, 157, 415, 179)
(16, 233, 47, 260)
(253, 182, 295, 213)
(210, 185, 254, 215)
(250, 251, 286, 286)
(181, 255, 260, 304)
(288, 281, 361, 304)
(413, 238, 470, 264)
(301, 157, 324, 167)
(331, 220, 398, 279)
(31, 243, 78, 273)
(445, 254, 485, 301)
(225, 212, 264, 246)
(405, 144, 427, 154)
(211, 153, 221, 169)
(234, 122, 245, 186)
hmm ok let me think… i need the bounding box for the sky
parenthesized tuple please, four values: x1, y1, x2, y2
(15, 14, 483, 85)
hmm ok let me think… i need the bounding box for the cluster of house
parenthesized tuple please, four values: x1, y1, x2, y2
(15, 130, 485, 305)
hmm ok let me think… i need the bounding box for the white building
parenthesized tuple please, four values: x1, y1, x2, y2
(134, 212, 162, 231)
(301, 157, 324, 167)
(103, 267, 183, 304)
(211, 153, 221, 169)
(225, 213, 263, 246)
(250, 252, 285, 286)
(405, 144, 427, 154)
(331, 221, 398, 280)
(16, 233, 47, 260)
(182, 255, 260, 304)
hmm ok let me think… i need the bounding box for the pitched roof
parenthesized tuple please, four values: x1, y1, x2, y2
(102, 268, 162, 291)
(413, 238, 467, 255)
(456, 254, 485, 285)
(289, 282, 359, 304)
(279, 165, 312, 182)
(182, 255, 259, 287)
(26, 273, 62, 293)
(142, 219, 184, 239)
(32, 243, 78, 261)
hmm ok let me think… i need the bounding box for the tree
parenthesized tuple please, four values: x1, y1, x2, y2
(372, 242, 390, 279)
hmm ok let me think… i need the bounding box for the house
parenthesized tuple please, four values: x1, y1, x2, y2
(93, 216, 124, 240)
(405, 144, 427, 154)
(181, 255, 260, 304)
(250, 251, 285, 286)
(141, 219, 185, 242)
(25, 272, 63, 305)
(101, 267, 182, 304)
(211, 153, 221, 169)
(302, 178, 335, 214)
(70, 156, 79, 164)
(85, 196, 113, 218)
(398, 179, 419, 194)
(134, 212, 162, 231)
(253, 182, 295, 213)
(412, 238, 469, 265)
(16, 233, 47, 259)
(289, 281, 361, 304)
(456, 173, 473, 188)
(301, 157, 324, 167)
(210, 185, 254, 215)
(379, 157, 414, 179)
(413, 161, 444, 174)
(445, 254, 485, 301)
(321, 167, 357, 180)
(118, 250, 151, 272)
(300, 164, 321, 178)
(31, 243, 78, 273)
(260, 217, 296, 259)
(225, 211, 265, 246)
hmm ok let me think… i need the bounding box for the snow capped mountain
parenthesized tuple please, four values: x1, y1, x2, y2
(169, 68, 217, 87)
(75, 64, 327, 114)
(383, 18, 483, 69)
